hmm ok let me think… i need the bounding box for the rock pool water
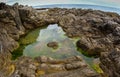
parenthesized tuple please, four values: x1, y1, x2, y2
(13, 24, 95, 61)
(12, 24, 102, 73)
(23, 24, 81, 58)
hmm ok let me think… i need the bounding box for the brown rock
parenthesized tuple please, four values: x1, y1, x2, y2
(100, 51, 120, 77)
(1, 3, 120, 77)
(47, 42, 59, 49)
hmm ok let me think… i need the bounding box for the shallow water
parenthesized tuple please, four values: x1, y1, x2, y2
(12, 24, 95, 61)
(12, 24, 103, 73)
(21, 24, 95, 65)
(23, 24, 81, 59)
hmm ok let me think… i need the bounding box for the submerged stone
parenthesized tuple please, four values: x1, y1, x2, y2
(47, 41, 59, 49)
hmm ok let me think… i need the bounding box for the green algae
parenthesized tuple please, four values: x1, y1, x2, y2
(92, 64, 103, 74)
(12, 45, 25, 60)
(77, 48, 93, 57)
(77, 47, 104, 74)
(12, 28, 42, 60)
(19, 28, 41, 45)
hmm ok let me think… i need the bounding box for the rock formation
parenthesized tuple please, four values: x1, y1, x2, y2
(47, 42, 58, 49)
(0, 3, 120, 77)
(100, 50, 120, 77)
(9, 56, 100, 77)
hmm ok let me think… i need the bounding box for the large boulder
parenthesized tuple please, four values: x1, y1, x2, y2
(76, 36, 113, 57)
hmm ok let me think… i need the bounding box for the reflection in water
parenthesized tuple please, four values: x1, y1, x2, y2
(23, 24, 95, 68)
(23, 24, 80, 59)
(14, 24, 100, 73)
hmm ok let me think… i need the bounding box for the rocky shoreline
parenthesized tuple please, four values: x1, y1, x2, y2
(0, 3, 120, 77)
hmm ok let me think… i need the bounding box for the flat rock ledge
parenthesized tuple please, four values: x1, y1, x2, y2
(9, 56, 100, 77)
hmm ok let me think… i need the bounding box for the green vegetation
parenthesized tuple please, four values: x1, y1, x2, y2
(19, 28, 41, 45)
(77, 48, 92, 57)
(11, 45, 25, 60)
(92, 64, 103, 74)
(77, 48, 99, 58)
(12, 28, 42, 60)
(77, 47, 103, 74)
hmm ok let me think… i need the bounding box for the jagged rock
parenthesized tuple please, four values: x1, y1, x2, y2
(11, 56, 37, 77)
(0, 52, 12, 77)
(76, 37, 113, 57)
(0, 3, 120, 77)
(100, 51, 120, 77)
(0, 29, 19, 53)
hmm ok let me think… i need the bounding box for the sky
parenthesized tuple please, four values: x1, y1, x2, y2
(0, 0, 120, 8)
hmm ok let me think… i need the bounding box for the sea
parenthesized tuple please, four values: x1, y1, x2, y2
(33, 4, 120, 14)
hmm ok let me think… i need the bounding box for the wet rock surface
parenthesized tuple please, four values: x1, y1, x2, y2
(0, 3, 120, 77)
(10, 56, 99, 77)
(47, 42, 59, 49)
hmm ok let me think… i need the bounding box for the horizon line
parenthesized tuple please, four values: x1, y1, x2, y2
(33, 4, 120, 9)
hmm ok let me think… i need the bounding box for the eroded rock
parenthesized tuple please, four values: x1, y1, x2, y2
(0, 3, 120, 77)
(11, 56, 99, 77)
(100, 51, 120, 77)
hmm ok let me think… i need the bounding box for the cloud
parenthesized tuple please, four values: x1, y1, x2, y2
(99, 0, 120, 8)
(0, 0, 7, 2)
(4, 0, 120, 8)
(6, 0, 95, 5)
(105, 0, 120, 3)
